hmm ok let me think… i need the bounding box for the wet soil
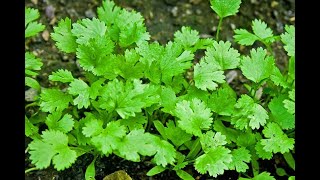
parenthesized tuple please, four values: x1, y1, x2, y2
(25, 0, 295, 179)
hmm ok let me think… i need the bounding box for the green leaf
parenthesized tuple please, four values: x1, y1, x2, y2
(236, 131, 257, 147)
(213, 120, 240, 143)
(117, 49, 144, 80)
(204, 41, 240, 70)
(97, 0, 121, 26)
(25, 52, 43, 76)
(194, 146, 232, 177)
(207, 83, 237, 116)
(228, 147, 251, 173)
(40, 89, 72, 113)
(119, 113, 147, 131)
(28, 130, 77, 171)
(231, 95, 268, 130)
(25, 8, 44, 38)
(99, 79, 160, 119)
(233, 29, 259, 46)
(146, 166, 166, 176)
(174, 26, 199, 49)
(51, 18, 77, 53)
(194, 60, 225, 91)
(210, 0, 241, 18)
(25, 77, 41, 91)
(151, 136, 177, 166)
(81, 117, 104, 137)
(164, 120, 193, 147)
(251, 19, 274, 41)
(72, 18, 107, 44)
(240, 47, 275, 83)
(255, 140, 273, 160)
(174, 98, 213, 137)
(200, 131, 227, 152)
(283, 89, 295, 114)
(260, 122, 295, 154)
(116, 129, 157, 162)
(281, 25, 295, 57)
(46, 112, 74, 133)
(68, 79, 91, 109)
(49, 69, 74, 83)
(160, 87, 177, 114)
(76, 36, 116, 78)
(268, 96, 295, 129)
(175, 169, 195, 180)
(239, 171, 276, 180)
(270, 67, 289, 88)
(283, 152, 295, 170)
(25, 116, 39, 138)
(84, 121, 127, 155)
(85, 157, 96, 180)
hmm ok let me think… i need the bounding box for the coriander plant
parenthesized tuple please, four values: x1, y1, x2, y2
(25, 0, 295, 179)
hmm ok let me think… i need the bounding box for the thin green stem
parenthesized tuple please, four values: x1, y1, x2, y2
(216, 17, 224, 41)
(25, 167, 38, 173)
(25, 102, 38, 109)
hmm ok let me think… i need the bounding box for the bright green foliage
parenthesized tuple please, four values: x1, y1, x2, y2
(163, 120, 193, 147)
(210, 0, 241, 18)
(25, 116, 39, 138)
(151, 135, 177, 166)
(213, 120, 240, 144)
(83, 120, 127, 155)
(28, 130, 77, 170)
(25, 7, 45, 38)
(49, 69, 74, 83)
(235, 131, 256, 147)
(204, 41, 240, 70)
(98, 79, 160, 119)
(195, 146, 232, 177)
(68, 79, 92, 108)
(115, 129, 157, 162)
(270, 67, 290, 88)
(146, 165, 166, 176)
(283, 89, 295, 114)
(174, 98, 213, 137)
(119, 113, 147, 131)
(228, 147, 251, 172)
(281, 25, 295, 57)
(268, 96, 295, 129)
(51, 18, 77, 53)
(200, 131, 227, 152)
(117, 49, 145, 80)
(231, 95, 268, 130)
(240, 47, 275, 83)
(25, 77, 41, 91)
(174, 26, 200, 49)
(194, 59, 225, 91)
(207, 84, 237, 116)
(160, 87, 177, 114)
(255, 141, 273, 160)
(46, 112, 74, 133)
(260, 122, 295, 154)
(240, 172, 276, 180)
(234, 19, 275, 45)
(176, 169, 195, 180)
(25, 52, 43, 76)
(40, 89, 73, 113)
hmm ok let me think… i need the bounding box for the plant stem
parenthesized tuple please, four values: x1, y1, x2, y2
(25, 102, 38, 109)
(216, 17, 224, 41)
(25, 167, 38, 173)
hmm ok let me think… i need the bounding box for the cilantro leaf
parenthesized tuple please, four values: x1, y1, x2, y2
(160, 87, 177, 114)
(117, 49, 144, 80)
(115, 129, 156, 162)
(240, 47, 275, 83)
(71, 18, 107, 45)
(283, 89, 295, 114)
(239, 172, 276, 180)
(164, 120, 193, 147)
(25, 8, 45, 38)
(174, 26, 200, 50)
(28, 130, 77, 170)
(25, 116, 39, 138)
(76, 36, 116, 78)
(210, 0, 241, 18)
(194, 60, 225, 91)
(40, 89, 72, 113)
(200, 131, 227, 152)
(270, 67, 290, 88)
(25, 52, 43, 76)
(195, 146, 232, 177)
(174, 98, 213, 137)
(99, 79, 160, 119)
(235, 131, 257, 147)
(46, 112, 74, 133)
(204, 41, 240, 70)
(260, 122, 295, 154)
(233, 29, 259, 46)
(51, 18, 77, 53)
(119, 113, 147, 131)
(97, 0, 121, 27)
(255, 140, 273, 160)
(151, 136, 177, 166)
(281, 25, 295, 57)
(252, 19, 274, 41)
(49, 69, 74, 83)
(268, 96, 295, 130)
(68, 79, 91, 109)
(213, 120, 240, 144)
(84, 121, 127, 155)
(231, 95, 268, 130)
(207, 84, 237, 116)
(228, 147, 251, 173)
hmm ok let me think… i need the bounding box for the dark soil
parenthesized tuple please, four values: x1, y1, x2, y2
(25, 0, 295, 179)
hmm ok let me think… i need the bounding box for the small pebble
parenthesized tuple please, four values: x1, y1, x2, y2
(85, 9, 96, 18)
(41, 30, 50, 41)
(31, 0, 38, 5)
(171, 6, 178, 17)
(45, 5, 55, 19)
